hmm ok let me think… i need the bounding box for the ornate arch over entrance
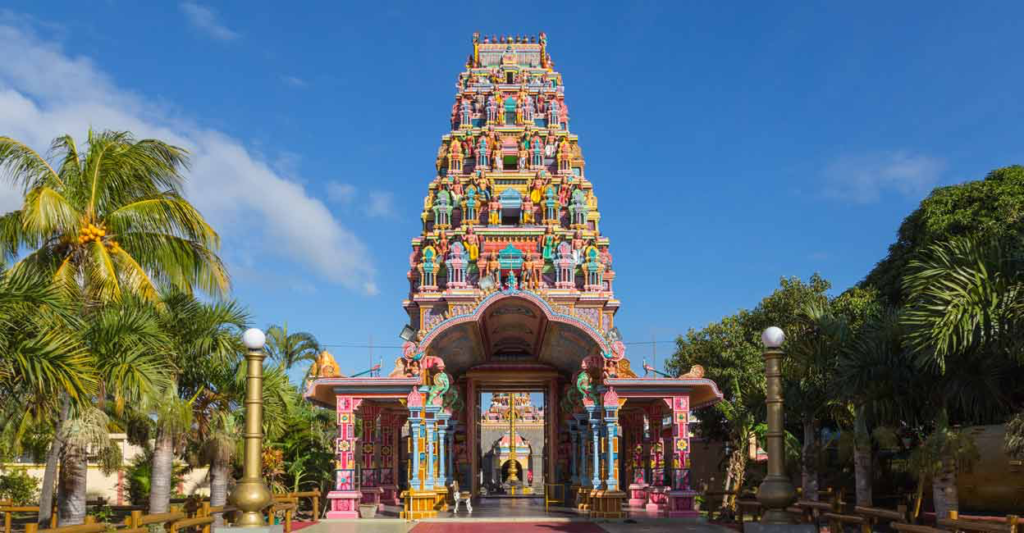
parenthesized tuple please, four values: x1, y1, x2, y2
(410, 289, 617, 377)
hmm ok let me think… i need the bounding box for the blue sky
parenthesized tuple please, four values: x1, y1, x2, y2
(1, 2, 1022, 381)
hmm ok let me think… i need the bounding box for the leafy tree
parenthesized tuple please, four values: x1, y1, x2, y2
(901, 236, 1024, 515)
(862, 165, 1024, 306)
(265, 323, 320, 371)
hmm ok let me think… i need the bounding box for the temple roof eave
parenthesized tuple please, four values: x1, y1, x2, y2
(303, 376, 420, 409)
(604, 377, 725, 410)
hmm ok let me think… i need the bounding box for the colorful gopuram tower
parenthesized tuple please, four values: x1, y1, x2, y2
(406, 32, 618, 338)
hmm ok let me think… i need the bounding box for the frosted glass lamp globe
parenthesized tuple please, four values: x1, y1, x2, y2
(242, 328, 266, 350)
(761, 327, 785, 348)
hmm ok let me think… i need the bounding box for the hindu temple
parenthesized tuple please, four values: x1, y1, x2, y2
(303, 32, 723, 520)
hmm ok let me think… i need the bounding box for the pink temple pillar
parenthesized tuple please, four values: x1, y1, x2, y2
(467, 378, 478, 495)
(667, 395, 698, 518)
(359, 403, 384, 509)
(627, 412, 648, 507)
(645, 403, 668, 513)
(327, 396, 361, 518)
(380, 410, 402, 506)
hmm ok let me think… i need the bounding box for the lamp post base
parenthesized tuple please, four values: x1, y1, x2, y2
(744, 523, 816, 533)
(213, 526, 283, 533)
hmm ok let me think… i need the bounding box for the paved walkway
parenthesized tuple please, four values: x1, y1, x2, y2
(298, 497, 737, 533)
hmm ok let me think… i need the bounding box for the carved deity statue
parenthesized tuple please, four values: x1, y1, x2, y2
(464, 225, 480, 261)
(488, 193, 501, 226)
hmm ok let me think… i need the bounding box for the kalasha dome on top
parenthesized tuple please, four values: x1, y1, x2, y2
(303, 33, 723, 520)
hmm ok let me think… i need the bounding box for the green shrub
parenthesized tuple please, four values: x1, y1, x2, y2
(0, 469, 40, 505)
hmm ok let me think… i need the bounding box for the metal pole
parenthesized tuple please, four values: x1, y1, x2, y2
(756, 327, 797, 524)
(229, 329, 272, 527)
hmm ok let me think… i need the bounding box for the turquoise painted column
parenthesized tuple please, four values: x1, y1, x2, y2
(437, 414, 449, 487)
(587, 406, 601, 488)
(408, 413, 422, 489)
(575, 414, 589, 487)
(603, 389, 620, 490)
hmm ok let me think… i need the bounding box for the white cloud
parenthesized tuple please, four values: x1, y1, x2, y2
(179, 2, 239, 42)
(281, 75, 307, 88)
(0, 19, 377, 294)
(822, 151, 946, 203)
(365, 191, 395, 218)
(326, 182, 357, 204)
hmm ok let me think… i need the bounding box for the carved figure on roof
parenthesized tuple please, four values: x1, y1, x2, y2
(427, 371, 450, 406)
(486, 95, 498, 125)
(557, 95, 569, 129)
(531, 134, 544, 168)
(436, 143, 447, 174)
(487, 251, 500, 285)
(522, 190, 535, 224)
(491, 143, 503, 171)
(464, 225, 480, 260)
(572, 230, 585, 265)
(309, 350, 341, 380)
(576, 368, 598, 405)
(529, 252, 543, 290)
(463, 186, 479, 226)
(518, 141, 528, 171)
(487, 192, 500, 226)
(437, 230, 450, 258)
(678, 365, 706, 379)
(541, 225, 555, 263)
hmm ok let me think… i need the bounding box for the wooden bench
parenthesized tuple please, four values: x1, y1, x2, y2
(544, 483, 565, 510)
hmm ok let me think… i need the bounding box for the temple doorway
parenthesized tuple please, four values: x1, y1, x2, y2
(476, 391, 546, 497)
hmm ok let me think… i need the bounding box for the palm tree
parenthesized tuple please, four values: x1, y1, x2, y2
(785, 301, 849, 501)
(838, 309, 921, 507)
(0, 264, 93, 526)
(265, 323, 320, 371)
(199, 412, 240, 526)
(148, 294, 246, 515)
(902, 236, 1024, 517)
(0, 130, 229, 524)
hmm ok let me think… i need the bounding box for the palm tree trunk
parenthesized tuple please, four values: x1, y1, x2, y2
(57, 443, 87, 525)
(149, 427, 175, 514)
(853, 445, 873, 507)
(801, 418, 819, 501)
(209, 459, 230, 526)
(38, 399, 69, 526)
(932, 459, 958, 521)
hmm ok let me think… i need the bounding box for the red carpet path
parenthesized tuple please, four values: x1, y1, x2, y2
(411, 523, 605, 533)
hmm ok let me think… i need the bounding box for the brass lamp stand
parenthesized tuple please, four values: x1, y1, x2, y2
(756, 327, 797, 525)
(228, 328, 273, 527)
